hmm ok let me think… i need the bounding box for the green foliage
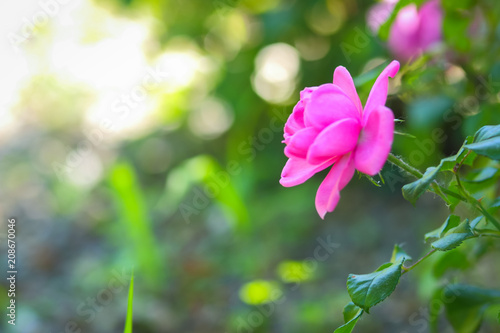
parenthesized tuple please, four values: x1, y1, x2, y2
(124, 274, 134, 333)
(346, 246, 408, 313)
(425, 215, 461, 242)
(430, 283, 500, 333)
(473, 125, 500, 143)
(401, 136, 478, 205)
(431, 219, 474, 251)
(443, 11, 472, 52)
(469, 216, 484, 229)
(333, 303, 363, 333)
(465, 125, 500, 160)
(441, 0, 476, 10)
(441, 0, 475, 52)
(443, 284, 500, 333)
(391, 244, 412, 263)
(463, 167, 499, 183)
(402, 165, 442, 204)
(160, 155, 250, 229)
(429, 287, 444, 332)
(109, 163, 162, 284)
(432, 250, 470, 278)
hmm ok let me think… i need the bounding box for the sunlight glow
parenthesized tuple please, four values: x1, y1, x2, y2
(252, 43, 300, 104)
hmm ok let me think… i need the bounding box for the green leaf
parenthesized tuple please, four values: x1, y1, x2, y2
(469, 216, 483, 229)
(444, 284, 500, 333)
(109, 163, 161, 284)
(160, 155, 250, 229)
(438, 137, 476, 171)
(431, 219, 474, 251)
(402, 166, 441, 204)
(347, 257, 406, 313)
(465, 125, 500, 160)
(334, 303, 363, 333)
(391, 244, 412, 263)
(425, 215, 461, 242)
(473, 125, 500, 142)
(432, 250, 469, 278)
(465, 138, 500, 160)
(343, 302, 360, 322)
(492, 197, 500, 208)
(124, 273, 134, 333)
(463, 167, 499, 183)
(429, 287, 444, 332)
(438, 155, 460, 172)
(401, 137, 477, 204)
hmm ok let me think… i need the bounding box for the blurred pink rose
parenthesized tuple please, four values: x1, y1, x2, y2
(368, 0, 443, 62)
(280, 61, 400, 218)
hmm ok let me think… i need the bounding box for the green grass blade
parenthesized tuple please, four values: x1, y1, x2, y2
(124, 273, 134, 333)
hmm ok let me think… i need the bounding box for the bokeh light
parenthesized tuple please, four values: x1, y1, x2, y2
(252, 43, 300, 104)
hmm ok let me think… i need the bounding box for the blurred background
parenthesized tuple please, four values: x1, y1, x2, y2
(0, 0, 500, 332)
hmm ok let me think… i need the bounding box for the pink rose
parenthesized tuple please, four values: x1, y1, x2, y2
(280, 61, 400, 218)
(368, 0, 443, 62)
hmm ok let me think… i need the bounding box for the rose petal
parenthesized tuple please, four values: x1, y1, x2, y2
(387, 5, 420, 62)
(418, 0, 442, 50)
(354, 105, 394, 176)
(315, 154, 355, 219)
(363, 60, 399, 123)
(333, 66, 363, 113)
(284, 127, 319, 159)
(284, 101, 306, 138)
(284, 87, 318, 138)
(307, 118, 361, 165)
(280, 156, 337, 188)
(300, 87, 318, 102)
(304, 83, 360, 129)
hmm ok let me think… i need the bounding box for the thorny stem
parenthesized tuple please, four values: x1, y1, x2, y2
(430, 183, 451, 205)
(387, 152, 500, 271)
(476, 202, 500, 232)
(440, 187, 467, 201)
(388, 153, 500, 226)
(401, 230, 500, 275)
(387, 153, 451, 204)
(454, 150, 472, 173)
(387, 153, 423, 178)
(454, 172, 500, 232)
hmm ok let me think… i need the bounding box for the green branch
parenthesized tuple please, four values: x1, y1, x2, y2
(402, 249, 437, 274)
(387, 153, 451, 204)
(387, 153, 423, 178)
